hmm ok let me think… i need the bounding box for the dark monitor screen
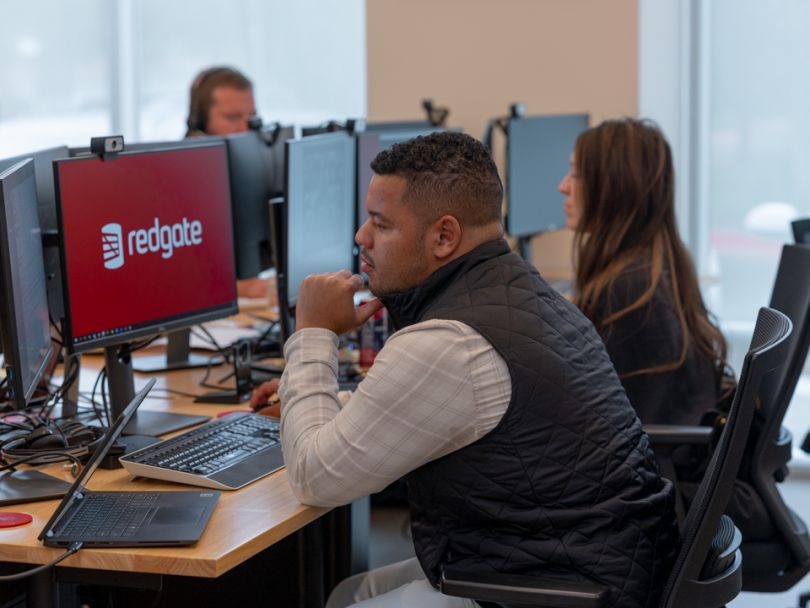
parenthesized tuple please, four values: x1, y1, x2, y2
(364, 119, 432, 132)
(0, 146, 70, 233)
(284, 132, 357, 308)
(0, 160, 53, 408)
(223, 127, 293, 278)
(506, 113, 589, 237)
(54, 142, 238, 353)
(0, 146, 72, 324)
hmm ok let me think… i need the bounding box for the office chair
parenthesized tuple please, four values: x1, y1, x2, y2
(791, 218, 810, 245)
(440, 307, 792, 608)
(741, 245, 810, 591)
(650, 244, 810, 593)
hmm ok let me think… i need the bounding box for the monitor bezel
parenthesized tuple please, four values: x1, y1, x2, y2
(505, 113, 589, 238)
(0, 159, 54, 406)
(283, 131, 357, 310)
(223, 127, 293, 279)
(54, 141, 239, 355)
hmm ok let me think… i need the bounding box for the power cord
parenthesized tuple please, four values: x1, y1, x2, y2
(0, 541, 83, 581)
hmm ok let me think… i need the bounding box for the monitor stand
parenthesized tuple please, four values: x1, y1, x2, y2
(517, 234, 533, 262)
(131, 328, 223, 373)
(105, 345, 209, 437)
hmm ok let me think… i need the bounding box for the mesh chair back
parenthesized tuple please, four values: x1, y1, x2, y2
(791, 218, 810, 245)
(757, 245, 810, 463)
(661, 307, 792, 608)
(740, 244, 810, 590)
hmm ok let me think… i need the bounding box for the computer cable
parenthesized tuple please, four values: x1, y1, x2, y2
(125, 335, 160, 356)
(0, 541, 83, 582)
(91, 367, 110, 427)
(42, 353, 81, 419)
(0, 450, 82, 477)
(48, 312, 63, 344)
(255, 320, 280, 344)
(191, 325, 224, 352)
(0, 415, 103, 469)
(99, 371, 111, 428)
(198, 355, 233, 391)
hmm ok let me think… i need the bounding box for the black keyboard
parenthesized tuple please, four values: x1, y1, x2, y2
(56, 492, 159, 538)
(120, 414, 284, 490)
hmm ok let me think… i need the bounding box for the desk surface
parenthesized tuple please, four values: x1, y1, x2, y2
(0, 323, 327, 579)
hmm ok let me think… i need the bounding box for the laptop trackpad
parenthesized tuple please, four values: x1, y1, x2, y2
(151, 507, 204, 525)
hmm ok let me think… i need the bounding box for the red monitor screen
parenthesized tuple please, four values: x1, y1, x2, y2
(55, 143, 237, 352)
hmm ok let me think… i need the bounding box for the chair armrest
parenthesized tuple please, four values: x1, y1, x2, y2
(440, 568, 609, 608)
(644, 424, 714, 446)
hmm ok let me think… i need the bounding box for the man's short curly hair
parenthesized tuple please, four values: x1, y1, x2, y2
(370, 132, 503, 227)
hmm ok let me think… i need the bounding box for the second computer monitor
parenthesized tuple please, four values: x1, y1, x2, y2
(54, 142, 238, 353)
(506, 113, 589, 237)
(356, 126, 453, 231)
(0, 145, 70, 233)
(0, 160, 53, 409)
(224, 128, 293, 279)
(284, 132, 357, 309)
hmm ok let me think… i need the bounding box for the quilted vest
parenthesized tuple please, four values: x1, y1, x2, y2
(380, 239, 677, 608)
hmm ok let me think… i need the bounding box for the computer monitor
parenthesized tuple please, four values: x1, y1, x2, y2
(301, 121, 349, 137)
(356, 126, 455, 235)
(0, 146, 70, 233)
(54, 142, 237, 434)
(68, 139, 211, 158)
(0, 146, 71, 323)
(223, 127, 293, 279)
(364, 119, 432, 132)
(72, 129, 293, 280)
(506, 113, 589, 256)
(0, 160, 53, 410)
(275, 132, 357, 339)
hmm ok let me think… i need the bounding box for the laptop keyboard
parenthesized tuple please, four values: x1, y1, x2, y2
(57, 493, 159, 538)
(120, 413, 283, 490)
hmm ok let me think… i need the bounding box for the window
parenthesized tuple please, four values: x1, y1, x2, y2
(702, 0, 810, 459)
(0, 0, 366, 156)
(641, 0, 810, 460)
(0, 1, 113, 156)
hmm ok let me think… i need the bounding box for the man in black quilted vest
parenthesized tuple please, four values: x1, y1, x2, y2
(251, 132, 678, 608)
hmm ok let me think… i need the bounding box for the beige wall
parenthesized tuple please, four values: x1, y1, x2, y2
(366, 0, 639, 278)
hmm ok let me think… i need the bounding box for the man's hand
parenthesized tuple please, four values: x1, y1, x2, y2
(250, 379, 281, 418)
(295, 269, 384, 335)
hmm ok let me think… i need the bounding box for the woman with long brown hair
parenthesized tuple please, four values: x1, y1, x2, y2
(558, 117, 728, 425)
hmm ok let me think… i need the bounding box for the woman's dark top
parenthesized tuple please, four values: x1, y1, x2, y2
(589, 261, 718, 425)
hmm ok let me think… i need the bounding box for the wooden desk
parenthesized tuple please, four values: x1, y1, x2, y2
(0, 344, 356, 607)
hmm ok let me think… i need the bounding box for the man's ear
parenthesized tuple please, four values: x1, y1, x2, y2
(430, 215, 462, 260)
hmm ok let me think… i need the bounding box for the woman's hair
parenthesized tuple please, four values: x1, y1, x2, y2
(572, 117, 726, 377)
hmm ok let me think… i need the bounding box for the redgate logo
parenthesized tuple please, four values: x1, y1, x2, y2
(101, 218, 204, 269)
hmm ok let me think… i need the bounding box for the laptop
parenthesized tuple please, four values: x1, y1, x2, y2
(38, 378, 221, 547)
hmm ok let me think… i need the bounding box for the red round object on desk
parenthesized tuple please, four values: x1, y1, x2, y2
(0, 512, 32, 528)
(216, 410, 251, 418)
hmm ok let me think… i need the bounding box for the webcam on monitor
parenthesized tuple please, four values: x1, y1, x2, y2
(90, 135, 125, 159)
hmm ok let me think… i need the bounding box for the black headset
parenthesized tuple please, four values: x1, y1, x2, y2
(186, 66, 260, 136)
(186, 67, 226, 135)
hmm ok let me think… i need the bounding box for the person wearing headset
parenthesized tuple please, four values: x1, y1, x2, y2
(558, 117, 730, 426)
(185, 66, 269, 299)
(185, 66, 257, 137)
